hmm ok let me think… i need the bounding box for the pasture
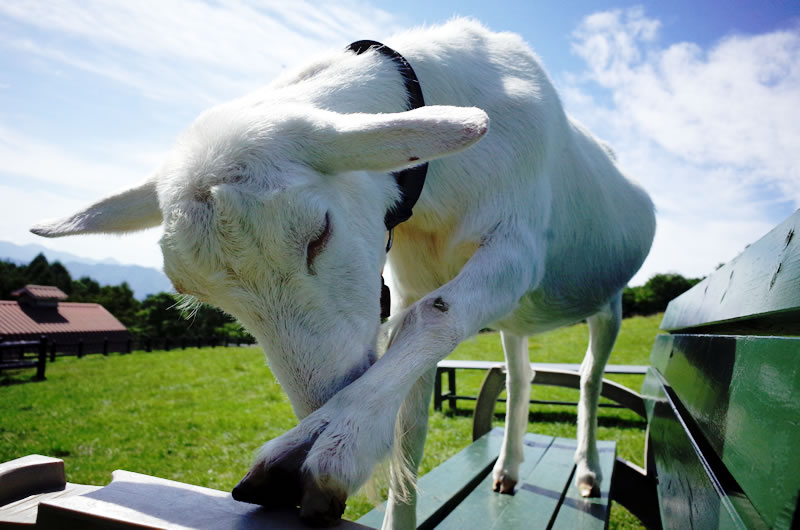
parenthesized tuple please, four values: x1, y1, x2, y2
(0, 314, 661, 528)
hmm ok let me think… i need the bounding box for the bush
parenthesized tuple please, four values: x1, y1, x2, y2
(622, 273, 702, 317)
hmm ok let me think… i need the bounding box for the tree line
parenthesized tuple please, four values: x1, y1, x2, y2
(0, 254, 253, 342)
(2, 253, 702, 338)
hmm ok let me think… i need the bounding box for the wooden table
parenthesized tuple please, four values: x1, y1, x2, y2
(0, 455, 368, 529)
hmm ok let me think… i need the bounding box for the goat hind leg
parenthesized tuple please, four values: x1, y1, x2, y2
(575, 292, 622, 497)
(492, 331, 532, 494)
(381, 367, 436, 530)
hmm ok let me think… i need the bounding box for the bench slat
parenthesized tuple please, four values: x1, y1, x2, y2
(436, 360, 648, 374)
(661, 209, 800, 333)
(356, 431, 503, 528)
(649, 334, 800, 528)
(436, 431, 555, 529)
(642, 368, 761, 529)
(550, 439, 615, 530)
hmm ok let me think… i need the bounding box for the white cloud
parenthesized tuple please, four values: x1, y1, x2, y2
(0, 125, 162, 194)
(562, 7, 800, 284)
(0, 0, 403, 105)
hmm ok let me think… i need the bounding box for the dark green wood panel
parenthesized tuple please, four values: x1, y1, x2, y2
(550, 439, 615, 530)
(436, 431, 554, 529)
(356, 430, 503, 528)
(649, 334, 800, 528)
(661, 209, 800, 332)
(641, 369, 750, 529)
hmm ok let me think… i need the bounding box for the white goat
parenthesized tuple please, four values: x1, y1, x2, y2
(32, 19, 655, 528)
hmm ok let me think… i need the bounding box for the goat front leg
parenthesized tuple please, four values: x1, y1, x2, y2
(575, 292, 621, 497)
(234, 229, 541, 526)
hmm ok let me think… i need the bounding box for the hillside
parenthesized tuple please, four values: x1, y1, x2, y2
(0, 241, 172, 299)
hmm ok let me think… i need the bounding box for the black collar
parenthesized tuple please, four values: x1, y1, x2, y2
(347, 40, 427, 320)
(346, 40, 429, 234)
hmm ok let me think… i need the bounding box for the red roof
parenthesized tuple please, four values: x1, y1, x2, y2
(0, 301, 128, 339)
(11, 284, 69, 300)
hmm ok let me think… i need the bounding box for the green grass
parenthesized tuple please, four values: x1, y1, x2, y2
(0, 313, 662, 528)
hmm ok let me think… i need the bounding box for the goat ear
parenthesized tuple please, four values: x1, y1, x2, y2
(316, 105, 489, 174)
(30, 180, 162, 238)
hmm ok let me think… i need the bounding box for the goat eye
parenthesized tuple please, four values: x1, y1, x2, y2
(306, 212, 331, 273)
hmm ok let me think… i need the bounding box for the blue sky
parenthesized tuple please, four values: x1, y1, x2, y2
(1, 1, 798, 285)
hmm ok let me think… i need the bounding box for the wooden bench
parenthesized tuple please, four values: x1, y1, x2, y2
(640, 209, 800, 529)
(358, 428, 617, 529)
(434, 360, 648, 411)
(0, 339, 47, 380)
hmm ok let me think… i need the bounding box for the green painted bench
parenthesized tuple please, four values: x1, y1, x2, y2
(360, 209, 800, 529)
(641, 209, 800, 529)
(358, 428, 617, 529)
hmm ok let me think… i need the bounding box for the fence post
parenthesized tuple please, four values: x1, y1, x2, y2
(181, 338, 186, 350)
(103, 337, 109, 356)
(50, 340, 57, 362)
(36, 336, 48, 380)
(146, 338, 152, 353)
(126, 338, 132, 354)
(77, 340, 84, 358)
(165, 338, 171, 351)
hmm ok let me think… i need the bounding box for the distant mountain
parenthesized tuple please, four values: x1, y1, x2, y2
(0, 241, 173, 300)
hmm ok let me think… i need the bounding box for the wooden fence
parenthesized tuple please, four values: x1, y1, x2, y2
(42, 336, 255, 360)
(0, 336, 256, 377)
(0, 338, 48, 379)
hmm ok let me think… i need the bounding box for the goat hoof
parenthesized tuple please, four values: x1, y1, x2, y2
(578, 481, 600, 498)
(232, 464, 303, 508)
(576, 471, 601, 498)
(232, 436, 317, 508)
(299, 476, 347, 527)
(492, 476, 517, 494)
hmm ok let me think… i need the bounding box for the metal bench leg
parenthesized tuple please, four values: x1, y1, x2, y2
(473, 366, 507, 440)
(434, 366, 444, 411)
(447, 368, 457, 411)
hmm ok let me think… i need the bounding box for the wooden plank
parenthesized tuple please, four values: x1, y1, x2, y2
(641, 369, 758, 529)
(0, 455, 66, 507)
(36, 470, 369, 529)
(436, 431, 556, 529)
(0, 483, 101, 526)
(356, 430, 504, 528)
(437, 360, 648, 374)
(550, 439, 616, 530)
(661, 209, 800, 332)
(649, 334, 800, 528)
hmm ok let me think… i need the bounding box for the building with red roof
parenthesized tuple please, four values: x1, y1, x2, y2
(0, 285, 130, 351)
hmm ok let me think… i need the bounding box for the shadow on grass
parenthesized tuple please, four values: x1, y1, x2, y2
(524, 410, 646, 429)
(0, 374, 47, 386)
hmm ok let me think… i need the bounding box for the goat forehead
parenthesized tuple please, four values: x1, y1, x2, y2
(158, 103, 317, 200)
(161, 185, 328, 282)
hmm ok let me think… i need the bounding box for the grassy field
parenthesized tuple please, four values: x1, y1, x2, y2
(0, 313, 662, 528)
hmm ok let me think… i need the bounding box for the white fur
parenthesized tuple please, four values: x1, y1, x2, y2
(31, 19, 655, 528)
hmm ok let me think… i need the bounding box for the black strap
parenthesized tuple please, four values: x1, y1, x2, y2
(346, 40, 429, 231)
